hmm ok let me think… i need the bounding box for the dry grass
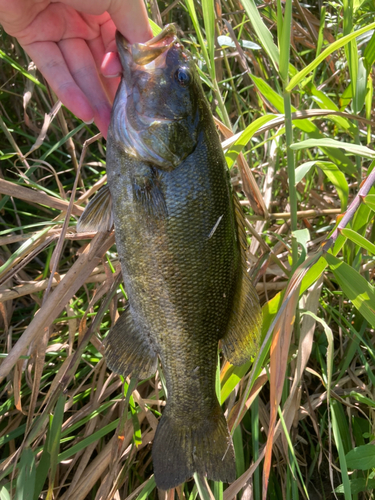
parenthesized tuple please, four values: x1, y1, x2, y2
(1, 1, 375, 499)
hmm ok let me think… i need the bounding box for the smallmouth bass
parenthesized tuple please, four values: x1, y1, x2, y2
(78, 24, 262, 490)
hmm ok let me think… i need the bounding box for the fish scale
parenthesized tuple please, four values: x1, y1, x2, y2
(78, 23, 262, 490)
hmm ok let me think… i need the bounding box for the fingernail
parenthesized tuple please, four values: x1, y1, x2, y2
(104, 73, 121, 78)
(84, 118, 94, 125)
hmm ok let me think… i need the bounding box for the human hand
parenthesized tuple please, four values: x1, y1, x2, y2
(0, 0, 153, 137)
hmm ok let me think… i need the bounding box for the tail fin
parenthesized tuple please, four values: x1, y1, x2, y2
(152, 404, 236, 490)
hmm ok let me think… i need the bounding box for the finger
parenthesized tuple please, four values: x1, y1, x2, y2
(22, 41, 95, 124)
(109, 0, 153, 43)
(99, 20, 121, 77)
(86, 35, 120, 104)
(59, 38, 112, 136)
(101, 52, 122, 77)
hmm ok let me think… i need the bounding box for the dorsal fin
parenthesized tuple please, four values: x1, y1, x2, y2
(76, 185, 113, 233)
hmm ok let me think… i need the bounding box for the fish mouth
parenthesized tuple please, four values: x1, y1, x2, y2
(116, 24, 178, 67)
(112, 24, 188, 170)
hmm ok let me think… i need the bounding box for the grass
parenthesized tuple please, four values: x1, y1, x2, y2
(1, 0, 375, 499)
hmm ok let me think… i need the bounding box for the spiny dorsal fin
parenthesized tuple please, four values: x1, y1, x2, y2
(76, 185, 113, 233)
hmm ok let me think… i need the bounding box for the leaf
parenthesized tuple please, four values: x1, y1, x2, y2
(302, 311, 333, 398)
(251, 75, 284, 110)
(15, 448, 36, 500)
(135, 477, 156, 500)
(295, 161, 316, 184)
(318, 162, 349, 209)
(194, 474, 215, 500)
(364, 29, 375, 69)
(348, 391, 375, 409)
(286, 21, 375, 91)
(366, 74, 373, 143)
(46, 395, 66, 499)
(325, 253, 375, 328)
(336, 478, 375, 495)
(290, 138, 375, 159)
(353, 57, 367, 114)
(149, 19, 162, 36)
(33, 450, 51, 500)
(202, 0, 216, 79)
(341, 228, 375, 254)
(278, 0, 292, 82)
(295, 160, 348, 208)
(346, 444, 375, 470)
(217, 36, 261, 50)
(225, 114, 277, 168)
(363, 194, 375, 211)
(239, 0, 280, 71)
(331, 400, 351, 500)
(0, 153, 17, 161)
(184, 0, 211, 77)
(293, 228, 310, 266)
(0, 487, 10, 500)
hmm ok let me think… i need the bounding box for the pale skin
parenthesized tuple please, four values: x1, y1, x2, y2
(0, 0, 153, 137)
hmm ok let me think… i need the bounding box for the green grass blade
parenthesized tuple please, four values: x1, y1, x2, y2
(331, 400, 352, 500)
(213, 481, 223, 500)
(225, 114, 277, 168)
(240, 0, 280, 71)
(325, 253, 375, 328)
(58, 418, 121, 462)
(341, 228, 375, 254)
(363, 194, 375, 211)
(15, 448, 36, 500)
(318, 161, 349, 209)
(233, 425, 245, 478)
(290, 138, 375, 159)
(0, 486, 10, 500)
(201, 0, 216, 80)
(286, 21, 375, 91)
(278, 0, 292, 82)
(149, 19, 162, 36)
(193, 474, 214, 500)
(184, 0, 211, 75)
(0, 50, 46, 89)
(46, 395, 66, 499)
(135, 477, 156, 499)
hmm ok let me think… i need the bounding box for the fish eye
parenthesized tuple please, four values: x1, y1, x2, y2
(174, 67, 191, 86)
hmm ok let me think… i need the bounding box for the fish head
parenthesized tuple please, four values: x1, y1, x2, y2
(110, 24, 201, 170)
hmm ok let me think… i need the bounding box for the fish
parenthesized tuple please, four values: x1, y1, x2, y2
(77, 24, 262, 490)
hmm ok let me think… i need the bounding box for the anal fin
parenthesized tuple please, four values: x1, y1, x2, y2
(76, 185, 113, 233)
(105, 306, 157, 379)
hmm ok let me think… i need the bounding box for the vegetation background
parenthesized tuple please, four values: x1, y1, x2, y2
(1, 0, 375, 498)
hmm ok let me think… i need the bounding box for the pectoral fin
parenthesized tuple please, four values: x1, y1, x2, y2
(133, 166, 167, 218)
(76, 185, 113, 233)
(105, 306, 158, 379)
(221, 195, 262, 365)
